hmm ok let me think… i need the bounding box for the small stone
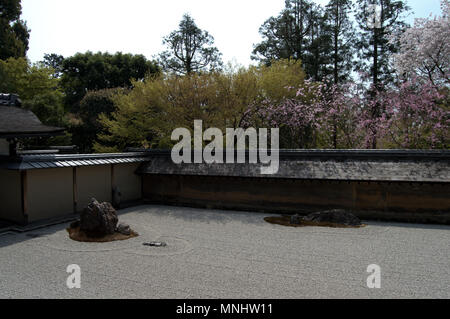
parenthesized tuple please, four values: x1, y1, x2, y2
(143, 242, 167, 247)
(116, 223, 131, 236)
(290, 214, 302, 225)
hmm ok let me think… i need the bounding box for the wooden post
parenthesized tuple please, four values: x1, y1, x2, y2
(111, 164, 115, 201)
(20, 170, 28, 224)
(73, 167, 78, 213)
(141, 175, 144, 200)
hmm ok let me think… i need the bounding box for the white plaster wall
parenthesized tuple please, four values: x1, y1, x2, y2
(27, 168, 73, 222)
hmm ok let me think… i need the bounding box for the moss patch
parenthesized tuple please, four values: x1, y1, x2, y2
(67, 226, 139, 243)
(264, 216, 366, 228)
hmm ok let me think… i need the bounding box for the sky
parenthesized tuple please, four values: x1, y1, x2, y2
(22, 0, 443, 67)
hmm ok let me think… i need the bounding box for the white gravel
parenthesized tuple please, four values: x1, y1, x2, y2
(0, 205, 449, 299)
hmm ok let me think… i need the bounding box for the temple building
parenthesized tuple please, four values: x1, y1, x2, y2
(0, 94, 145, 224)
(0, 93, 65, 156)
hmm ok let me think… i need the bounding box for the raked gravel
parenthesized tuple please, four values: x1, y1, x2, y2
(0, 205, 449, 299)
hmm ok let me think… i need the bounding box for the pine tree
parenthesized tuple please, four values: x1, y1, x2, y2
(325, 0, 355, 84)
(355, 0, 410, 88)
(0, 0, 30, 60)
(303, 3, 333, 82)
(158, 14, 223, 75)
(252, 0, 313, 65)
(355, 0, 410, 149)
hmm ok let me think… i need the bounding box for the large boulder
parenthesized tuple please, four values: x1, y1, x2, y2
(80, 198, 118, 236)
(302, 209, 362, 226)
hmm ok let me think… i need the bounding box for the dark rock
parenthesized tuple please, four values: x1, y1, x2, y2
(70, 220, 80, 229)
(302, 209, 362, 226)
(143, 242, 167, 247)
(79, 198, 118, 235)
(290, 214, 302, 225)
(116, 223, 131, 236)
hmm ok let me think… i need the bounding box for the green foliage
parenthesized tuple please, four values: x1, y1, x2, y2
(93, 81, 164, 153)
(252, 0, 336, 81)
(0, 0, 30, 60)
(253, 59, 307, 101)
(58, 51, 159, 152)
(0, 57, 71, 146)
(42, 53, 64, 78)
(73, 88, 126, 152)
(253, 0, 312, 64)
(60, 51, 160, 112)
(158, 14, 223, 75)
(0, 58, 64, 125)
(94, 59, 307, 152)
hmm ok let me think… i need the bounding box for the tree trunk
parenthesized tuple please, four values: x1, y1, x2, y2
(334, 2, 339, 85)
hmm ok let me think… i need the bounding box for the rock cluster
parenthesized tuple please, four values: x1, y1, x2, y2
(74, 198, 132, 237)
(302, 209, 362, 227)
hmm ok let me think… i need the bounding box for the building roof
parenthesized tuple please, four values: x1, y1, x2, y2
(0, 105, 65, 138)
(0, 152, 151, 170)
(0, 93, 22, 107)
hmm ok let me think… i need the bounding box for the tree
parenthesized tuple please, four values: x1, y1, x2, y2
(318, 83, 365, 149)
(42, 53, 65, 78)
(0, 57, 64, 125)
(57, 51, 159, 152)
(0, 57, 71, 147)
(252, 0, 313, 65)
(324, 0, 355, 84)
(95, 60, 307, 152)
(252, 0, 334, 81)
(60, 51, 159, 112)
(0, 0, 30, 60)
(302, 3, 332, 82)
(72, 88, 126, 152)
(243, 80, 365, 149)
(158, 14, 222, 75)
(393, 0, 450, 86)
(243, 80, 324, 148)
(355, 0, 410, 148)
(368, 78, 449, 149)
(243, 78, 449, 150)
(355, 0, 410, 87)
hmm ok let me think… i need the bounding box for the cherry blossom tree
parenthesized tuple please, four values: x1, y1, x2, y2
(243, 77, 448, 149)
(242, 80, 324, 148)
(375, 78, 449, 149)
(318, 83, 365, 149)
(242, 80, 364, 149)
(393, 0, 450, 86)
